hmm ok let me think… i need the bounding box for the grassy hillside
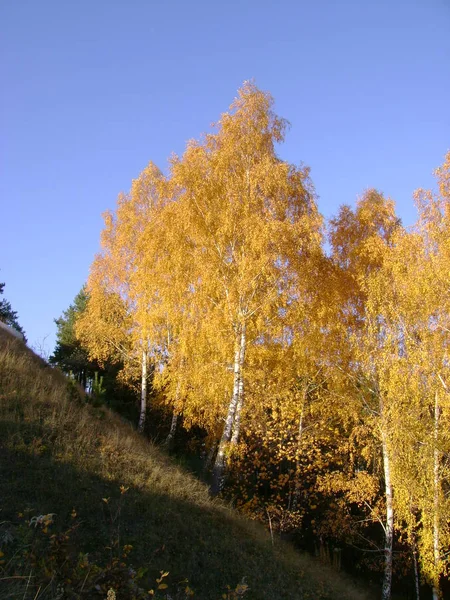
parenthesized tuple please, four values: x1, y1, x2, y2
(0, 328, 372, 600)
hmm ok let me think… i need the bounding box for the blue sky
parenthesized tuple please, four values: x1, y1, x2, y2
(1, 0, 449, 353)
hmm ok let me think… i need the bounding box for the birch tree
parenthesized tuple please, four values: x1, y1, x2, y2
(329, 189, 402, 599)
(370, 154, 450, 598)
(76, 163, 170, 432)
(168, 82, 322, 493)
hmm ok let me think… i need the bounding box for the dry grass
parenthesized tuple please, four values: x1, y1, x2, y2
(0, 328, 374, 599)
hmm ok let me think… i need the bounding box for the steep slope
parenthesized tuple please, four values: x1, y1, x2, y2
(0, 327, 372, 600)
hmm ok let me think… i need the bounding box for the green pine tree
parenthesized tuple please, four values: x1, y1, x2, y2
(0, 281, 26, 341)
(50, 286, 96, 389)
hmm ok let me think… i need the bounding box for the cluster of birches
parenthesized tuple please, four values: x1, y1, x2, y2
(60, 84, 449, 599)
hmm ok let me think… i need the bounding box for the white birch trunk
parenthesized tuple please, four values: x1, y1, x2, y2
(164, 378, 181, 448)
(231, 323, 246, 445)
(138, 349, 148, 433)
(381, 425, 394, 600)
(432, 391, 441, 600)
(212, 327, 243, 495)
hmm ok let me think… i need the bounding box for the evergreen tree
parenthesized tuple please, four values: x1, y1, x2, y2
(52, 286, 139, 420)
(0, 281, 26, 340)
(50, 287, 97, 389)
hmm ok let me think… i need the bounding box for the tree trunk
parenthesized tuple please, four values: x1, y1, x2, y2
(138, 349, 148, 433)
(211, 325, 245, 495)
(231, 323, 246, 445)
(164, 379, 181, 449)
(203, 441, 218, 473)
(292, 391, 306, 511)
(409, 499, 420, 600)
(412, 535, 420, 600)
(432, 391, 441, 600)
(381, 426, 394, 600)
(164, 411, 179, 450)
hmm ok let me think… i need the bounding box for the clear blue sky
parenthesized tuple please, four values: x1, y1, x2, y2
(1, 0, 449, 354)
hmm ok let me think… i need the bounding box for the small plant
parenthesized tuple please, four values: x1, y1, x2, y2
(29, 513, 56, 529)
(92, 371, 107, 406)
(221, 578, 249, 599)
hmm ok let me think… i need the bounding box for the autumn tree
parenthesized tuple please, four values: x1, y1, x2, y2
(366, 155, 450, 598)
(76, 163, 170, 432)
(166, 82, 323, 493)
(329, 189, 402, 599)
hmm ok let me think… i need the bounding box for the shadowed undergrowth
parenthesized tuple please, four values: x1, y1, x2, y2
(0, 328, 372, 599)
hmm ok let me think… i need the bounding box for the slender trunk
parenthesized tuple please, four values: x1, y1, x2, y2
(381, 425, 394, 600)
(204, 441, 218, 473)
(412, 534, 420, 600)
(164, 411, 179, 450)
(138, 349, 148, 433)
(292, 391, 306, 511)
(231, 323, 246, 445)
(409, 498, 420, 600)
(432, 391, 441, 600)
(211, 327, 243, 495)
(164, 378, 181, 449)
